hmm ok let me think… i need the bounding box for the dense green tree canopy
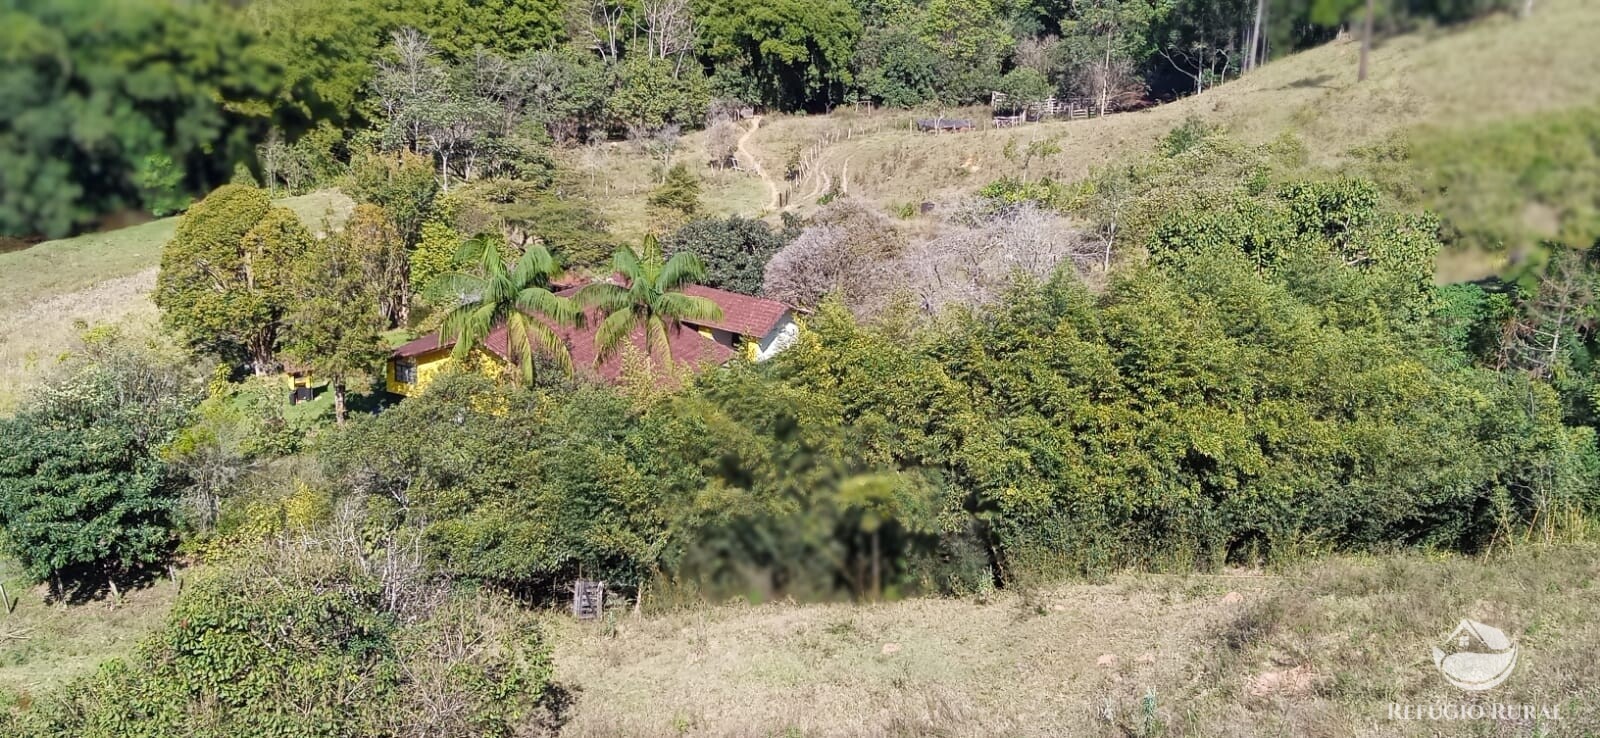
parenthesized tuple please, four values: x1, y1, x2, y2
(0, 0, 278, 237)
(663, 216, 793, 295)
(696, 0, 864, 110)
(155, 185, 313, 373)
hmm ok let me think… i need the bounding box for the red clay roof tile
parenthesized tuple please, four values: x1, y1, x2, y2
(390, 280, 788, 383)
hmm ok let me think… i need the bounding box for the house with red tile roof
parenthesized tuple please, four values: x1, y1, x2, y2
(385, 282, 801, 395)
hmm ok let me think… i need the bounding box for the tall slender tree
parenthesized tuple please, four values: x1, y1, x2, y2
(435, 236, 580, 383)
(280, 231, 390, 425)
(575, 235, 723, 364)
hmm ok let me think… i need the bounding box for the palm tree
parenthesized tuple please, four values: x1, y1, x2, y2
(575, 235, 723, 365)
(435, 235, 581, 383)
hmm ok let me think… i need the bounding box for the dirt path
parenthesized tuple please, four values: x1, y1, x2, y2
(737, 116, 781, 212)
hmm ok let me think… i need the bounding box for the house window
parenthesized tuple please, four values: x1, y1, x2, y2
(395, 359, 417, 384)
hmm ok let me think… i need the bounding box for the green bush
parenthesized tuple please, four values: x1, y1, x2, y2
(1362, 106, 1600, 253)
(3, 541, 555, 738)
(663, 216, 791, 295)
(0, 334, 203, 593)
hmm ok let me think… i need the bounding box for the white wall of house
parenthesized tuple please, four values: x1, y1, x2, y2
(754, 314, 800, 362)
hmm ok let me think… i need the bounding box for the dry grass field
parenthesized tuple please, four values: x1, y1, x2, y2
(742, 0, 1600, 214)
(0, 558, 181, 704)
(550, 547, 1599, 737)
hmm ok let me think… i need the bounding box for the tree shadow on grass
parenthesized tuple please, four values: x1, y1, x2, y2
(528, 681, 580, 736)
(1281, 73, 1337, 90)
(49, 563, 169, 606)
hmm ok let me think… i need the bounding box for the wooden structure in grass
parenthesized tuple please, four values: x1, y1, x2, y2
(989, 93, 1100, 125)
(916, 118, 973, 133)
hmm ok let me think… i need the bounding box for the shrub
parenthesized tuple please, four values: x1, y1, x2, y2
(763, 198, 904, 312)
(4, 539, 555, 738)
(648, 163, 703, 217)
(0, 333, 204, 594)
(663, 216, 791, 295)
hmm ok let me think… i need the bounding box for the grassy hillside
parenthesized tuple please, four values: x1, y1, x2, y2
(552, 547, 1599, 737)
(578, 0, 1598, 267)
(0, 191, 353, 410)
(749, 0, 1598, 210)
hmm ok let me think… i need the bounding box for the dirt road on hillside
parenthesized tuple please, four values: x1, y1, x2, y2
(737, 116, 781, 211)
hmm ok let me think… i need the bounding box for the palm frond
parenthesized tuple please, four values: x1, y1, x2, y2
(657, 293, 725, 324)
(639, 234, 664, 262)
(504, 312, 538, 384)
(511, 245, 561, 288)
(456, 235, 500, 273)
(444, 302, 498, 361)
(503, 311, 575, 383)
(645, 315, 673, 362)
(574, 281, 633, 312)
(593, 308, 638, 364)
(611, 243, 643, 281)
(522, 316, 574, 376)
(516, 288, 583, 328)
(658, 251, 708, 291)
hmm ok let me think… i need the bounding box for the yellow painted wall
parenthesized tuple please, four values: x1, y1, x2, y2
(386, 346, 509, 396)
(385, 348, 458, 396)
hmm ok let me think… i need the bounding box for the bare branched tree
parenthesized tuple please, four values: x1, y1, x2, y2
(1070, 55, 1144, 115)
(638, 0, 697, 76)
(1013, 35, 1063, 77)
(630, 123, 681, 175)
(572, 0, 628, 64)
(463, 48, 525, 134)
(763, 199, 904, 315)
(1498, 248, 1599, 378)
(374, 28, 449, 153)
(898, 203, 1098, 315)
(256, 130, 289, 194)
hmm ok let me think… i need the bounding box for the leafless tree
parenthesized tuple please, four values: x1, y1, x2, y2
(763, 198, 904, 315)
(462, 48, 525, 134)
(897, 203, 1099, 315)
(257, 130, 289, 194)
(418, 99, 489, 191)
(1069, 55, 1144, 115)
(1498, 248, 1598, 378)
(1013, 35, 1063, 77)
(1156, 32, 1237, 95)
(374, 28, 448, 153)
(638, 0, 697, 76)
(630, 123, 681, 175)
(571, 0, 628, 64)
(707, 97, 750, 125)
(1243, 0, 1266, 72)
